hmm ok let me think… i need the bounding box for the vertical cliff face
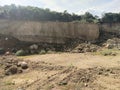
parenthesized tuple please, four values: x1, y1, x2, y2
(0, 34, 19, 49)
(101, 23, 120, 35)
(0, 20, 99, 44)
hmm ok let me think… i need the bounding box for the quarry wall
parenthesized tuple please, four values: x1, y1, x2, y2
(0, 20, 99, 44)
(101, 23, 120, 34)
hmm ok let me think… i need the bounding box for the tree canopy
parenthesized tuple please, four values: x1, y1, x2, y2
(0, 4, 120, 23)
(101, 13, 120, 23)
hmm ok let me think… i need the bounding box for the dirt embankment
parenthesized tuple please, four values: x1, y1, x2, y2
(0, 29, 120, 56)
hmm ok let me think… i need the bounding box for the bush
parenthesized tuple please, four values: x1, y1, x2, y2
(0, 48, 5, 55)
(39, 50, 46, 55)
(47, 50, 55, 54)
(15, 50, 26, 56)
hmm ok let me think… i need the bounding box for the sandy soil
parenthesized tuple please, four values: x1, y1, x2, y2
(22, 52, 120, 69)
(0, 50, 120, 90)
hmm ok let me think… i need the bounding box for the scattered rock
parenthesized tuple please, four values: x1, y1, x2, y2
(104, 38, 120, 49)
(0, 56, 30, 76)
(18, 62, 28, 69)
(17, 68, 23, 73)
(5, 51, 11, 55)
(111, 52, 117, 56)
(71, 43, 100, 53)
(5, 66, 18, 75)
(58, 80, 68, 86)
(30, 44, 38, 50)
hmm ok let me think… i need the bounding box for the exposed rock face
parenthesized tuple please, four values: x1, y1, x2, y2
(0, 34, 19, 49)
(0, 20, 99, 44)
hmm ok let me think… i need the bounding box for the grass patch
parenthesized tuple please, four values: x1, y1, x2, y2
(15, 50, 26, 56)
(39, 50, 46, 55)
(4, 81, 15, 85)
(92, 49, 119, 56)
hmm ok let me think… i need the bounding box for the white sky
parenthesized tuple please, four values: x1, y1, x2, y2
(0, 0, 120, 16)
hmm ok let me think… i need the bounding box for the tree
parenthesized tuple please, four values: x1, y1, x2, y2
(101, 13, 120, 23)
(0, 5, 82, 22)
(82, 12, 95, 23)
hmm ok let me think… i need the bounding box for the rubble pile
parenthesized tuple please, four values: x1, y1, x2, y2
(71, 43, 100, 53)
(0, 56, 28, 76)
(103, 38, 120, 49)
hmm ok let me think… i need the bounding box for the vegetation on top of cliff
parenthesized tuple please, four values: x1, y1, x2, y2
(0, 4, 120, 23)
(0, 4, 97, 23)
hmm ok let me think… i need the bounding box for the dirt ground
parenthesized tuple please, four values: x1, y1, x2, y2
(0, 49, 120, 90)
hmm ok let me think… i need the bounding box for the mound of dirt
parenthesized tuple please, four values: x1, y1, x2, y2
(71, 43, 100, 53)
(70, 31, 120, 53)
(103, 38, 120, 49)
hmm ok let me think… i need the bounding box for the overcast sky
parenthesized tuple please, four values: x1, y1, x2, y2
(0, 0, 120, 16)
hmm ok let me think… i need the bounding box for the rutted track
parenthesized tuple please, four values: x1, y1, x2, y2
(0, 53, 120, 90)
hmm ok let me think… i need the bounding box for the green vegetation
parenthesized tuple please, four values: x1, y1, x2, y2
(0, 4, 98, 23)
(39, 50, 46, 55)
(0, 48, 5, 55)
(101, 13, 120, 23)
(101, 51, 115, 56)
(92, 48, 119, 56)
(0, 4, 120, 23)
(15, 50, 26, 56)
(4, 81, 15, 85)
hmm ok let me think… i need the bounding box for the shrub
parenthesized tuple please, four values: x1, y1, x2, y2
(39, 50, 46, 55)
(47, 50, 55, 54)
(15, 50, 26, 56)
(0, 48, 5, 55)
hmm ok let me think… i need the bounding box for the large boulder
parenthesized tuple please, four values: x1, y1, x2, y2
(18, 62, 28, 69)
(5, 66, 18, 75)
(29, 44, 38, 50)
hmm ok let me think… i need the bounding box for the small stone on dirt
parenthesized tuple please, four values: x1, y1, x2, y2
(18, 62, 28, 69)
(58, 80, 68, 86)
